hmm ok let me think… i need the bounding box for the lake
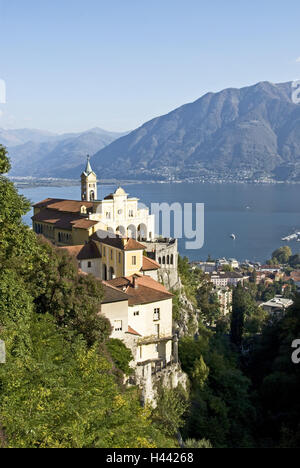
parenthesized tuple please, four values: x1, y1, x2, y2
(19, 182, 300, 263)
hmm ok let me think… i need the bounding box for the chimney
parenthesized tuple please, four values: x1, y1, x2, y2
(133, 276, 139, 289)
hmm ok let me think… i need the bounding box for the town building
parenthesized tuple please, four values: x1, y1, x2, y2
(210, 271, 249, 287)
(215, 287, 233, 316)
(260, 295, 294, 315)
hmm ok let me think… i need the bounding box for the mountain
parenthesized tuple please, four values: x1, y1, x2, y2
(2, 128, 126, 177)
(82, 81, 300, 182)
(0, 128, 57, 147)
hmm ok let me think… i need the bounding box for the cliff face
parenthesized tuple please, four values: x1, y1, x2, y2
(173, 278, 199, 338)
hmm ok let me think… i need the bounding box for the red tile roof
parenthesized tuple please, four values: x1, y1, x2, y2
(59, 241, 101, 260)
(33, 198, 93, 213)
(101, 281, 129, 304)
(106, 275, 173, 306)
(91, 232, 145, 251)
(32, 208, 99, 231)
(127, 326, 141, 336)
(142, 256, 160, 271)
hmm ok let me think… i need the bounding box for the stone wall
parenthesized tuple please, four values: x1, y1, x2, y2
(142, 238, 179, 290)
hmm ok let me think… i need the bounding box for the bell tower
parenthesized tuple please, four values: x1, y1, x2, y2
(81, 155, 97, 201)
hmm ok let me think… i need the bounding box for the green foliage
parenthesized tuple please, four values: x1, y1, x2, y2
(0, 145, 11, 174)
(185, 438, 212, 448)
(179, 334, 255, 448)
(289, 253, 300, 269)
(245, 295, 300, 447)
(230, 285, 246, 349)
(0, 146, 174, 448)
(152, 384, 189, 438)
(271, 246, 292, 265)
(106, 339, 133, 375)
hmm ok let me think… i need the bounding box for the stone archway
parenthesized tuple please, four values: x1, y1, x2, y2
(127, 224, 137, 239)
(116, 225, 126, 237)
(137, 223, 147, 241)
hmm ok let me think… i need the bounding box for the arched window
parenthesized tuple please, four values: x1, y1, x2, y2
(102, 264, 107, 281)
(167, 255, 170, 265)
(162, 256, 166, 265)
(170, 254, 174, 265)
(158, 257, 162, 264)
(109, 267, 115, 280)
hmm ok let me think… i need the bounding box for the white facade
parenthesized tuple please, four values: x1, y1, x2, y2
(90, 187, 155, 241)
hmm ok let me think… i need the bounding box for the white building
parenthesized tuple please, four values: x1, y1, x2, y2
(260, 295, 294, 315)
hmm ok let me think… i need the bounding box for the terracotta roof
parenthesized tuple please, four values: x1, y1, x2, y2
(59, 241, 101, 260)
(91, 232, 145, 251)
(127, 326, 141, 336)
(32, 208, 99, 231)
(101, 281, 129, 304)
(141, 256, 160, 271)
(290, 271, 300, 282)
(33, 198, 94, 213)
(106, 275, 173, 306)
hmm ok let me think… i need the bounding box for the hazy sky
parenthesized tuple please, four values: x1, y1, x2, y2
(1, 0, 300, 133)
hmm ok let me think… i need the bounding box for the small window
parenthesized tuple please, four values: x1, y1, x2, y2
(88, 261, 92, 268)
(154, 308, 160, 321)
(111, 250, 113, 260)
(132, 256, 137, 266)
(103, 247, 106, 257)
(119, 252, 121, 263)
(114, 320, 122, 332)
(106, 212, 111, 219)
(134, 311, 140, 316)
(118, 209, 122, 215)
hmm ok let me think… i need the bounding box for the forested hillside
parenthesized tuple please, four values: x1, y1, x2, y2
(177, 257, 300, 448)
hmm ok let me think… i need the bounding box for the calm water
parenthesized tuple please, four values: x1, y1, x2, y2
(20, 182, 300, 263)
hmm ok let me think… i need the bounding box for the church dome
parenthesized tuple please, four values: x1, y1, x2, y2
(114, 187, 126, 196)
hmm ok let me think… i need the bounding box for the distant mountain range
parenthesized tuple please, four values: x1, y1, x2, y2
(2, 128, 127, 177)
(2, 81, 300, 182)
(83, 81, 300, 182)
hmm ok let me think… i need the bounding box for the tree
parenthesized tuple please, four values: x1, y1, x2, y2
(289, 253, 300, 269)
(271, 246, 292, 265)
(230, 285, 246, 349)
(0, 145, 11, 174)
(105, 339, 133, 376)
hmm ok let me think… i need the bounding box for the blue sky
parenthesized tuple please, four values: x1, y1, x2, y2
(1, 0, 300, 133)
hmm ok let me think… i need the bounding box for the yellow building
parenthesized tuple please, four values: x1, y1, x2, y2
(60, 235, 160, 280)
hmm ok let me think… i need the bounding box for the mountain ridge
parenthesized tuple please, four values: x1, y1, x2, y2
(83, 81, 300, 182)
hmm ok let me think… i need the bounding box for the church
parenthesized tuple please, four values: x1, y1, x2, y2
(31, 156, 184, 403)
(33, 155, 155, 247)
